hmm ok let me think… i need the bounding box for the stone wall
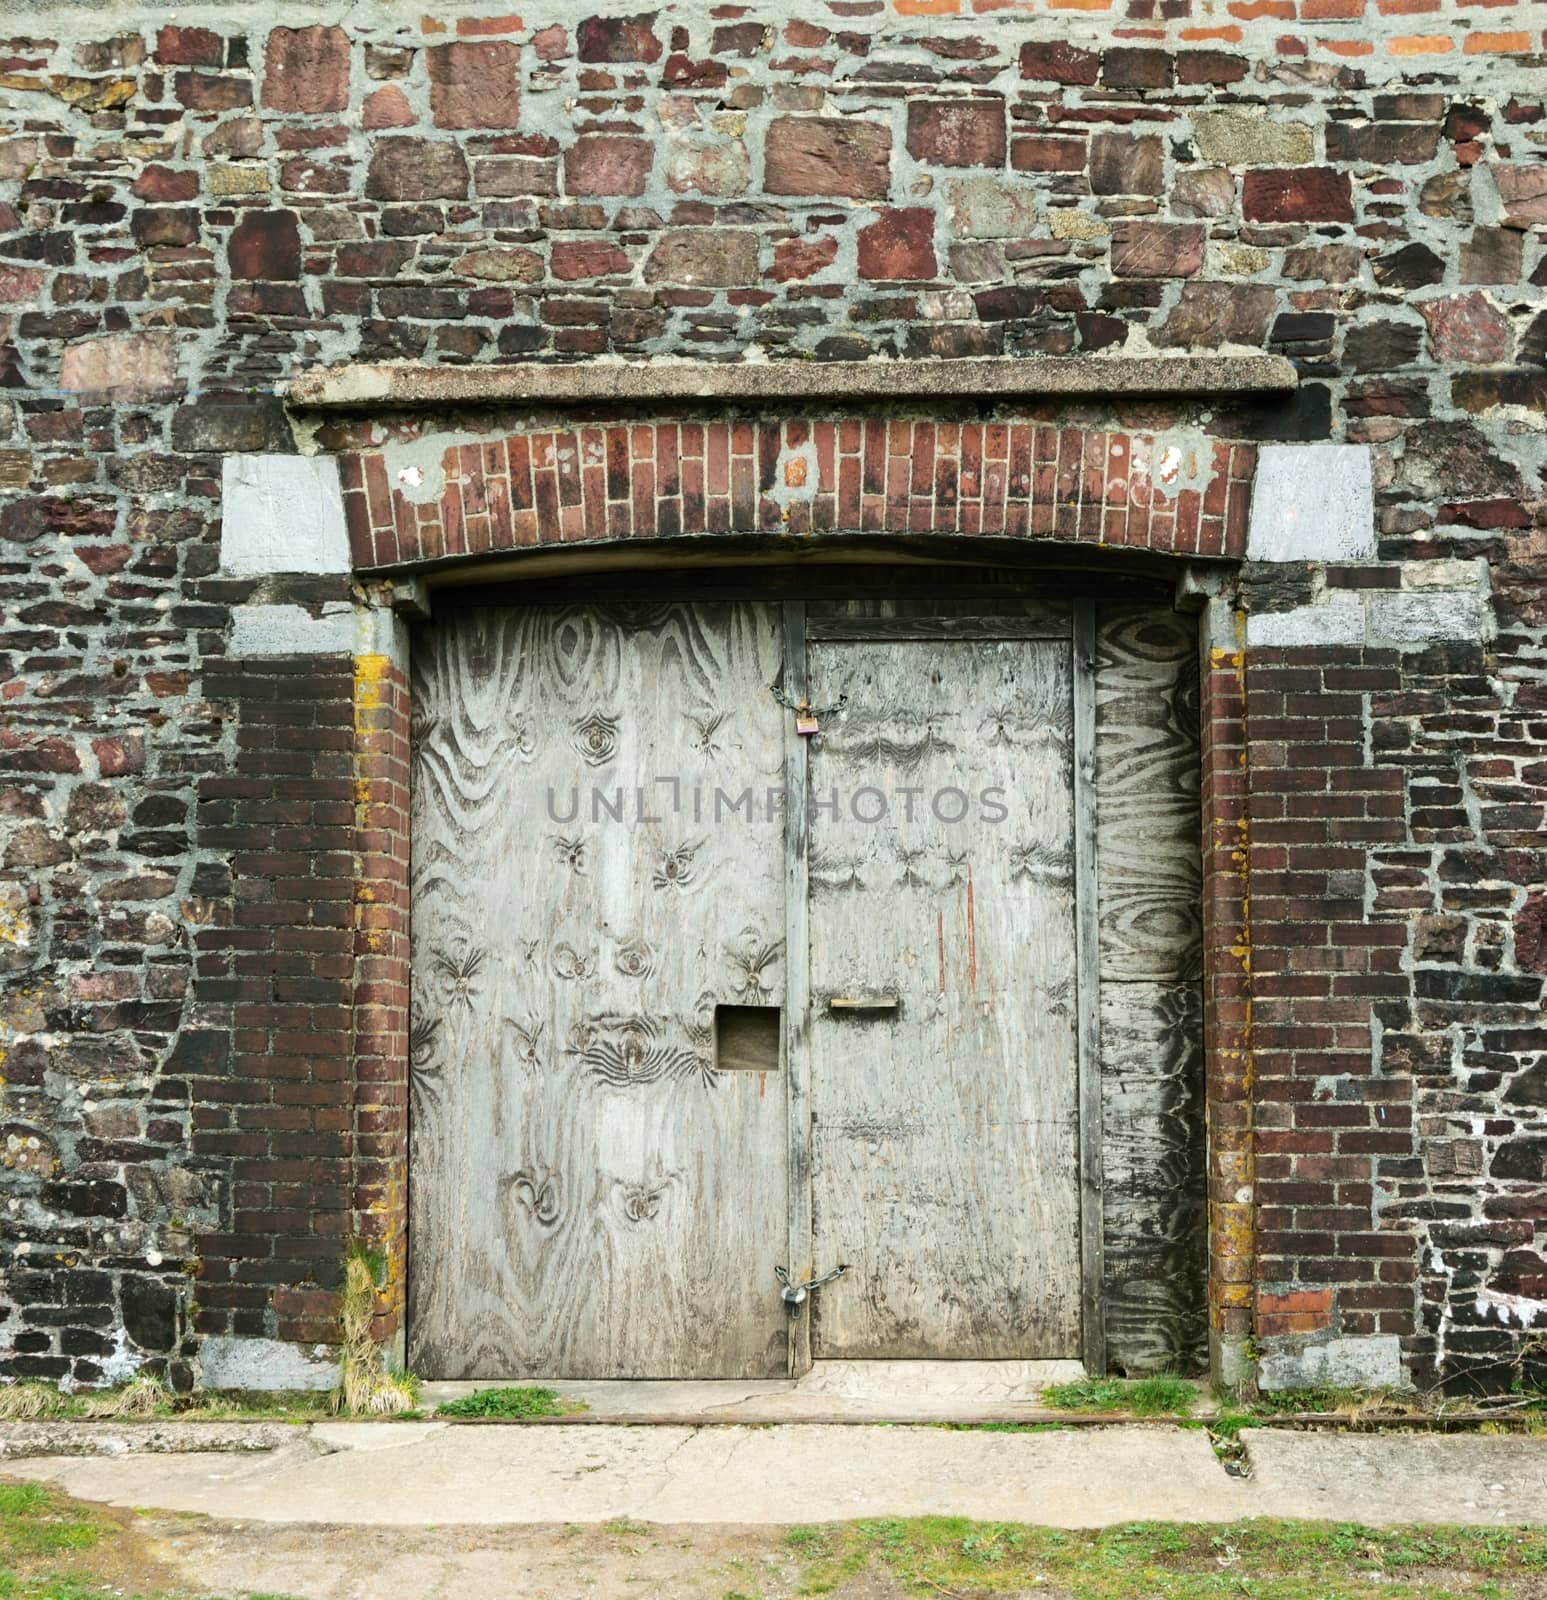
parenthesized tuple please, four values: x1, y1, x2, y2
(0, 0, 1542, 1393)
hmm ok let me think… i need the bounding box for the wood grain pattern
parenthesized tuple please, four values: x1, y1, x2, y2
(1094, 607, 1203, 984)
(782, 601, 813, 1378)
(1094, 604, 1206, 1376)
(1072, 599, 1106, 1379)
(804, 633, 1083, 1359)
(408, 602, 790, 1379)
(1098, 979, 1208, 1376)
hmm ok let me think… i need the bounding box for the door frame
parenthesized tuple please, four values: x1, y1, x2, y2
(777, 596, 1105, 1378)
(395, 560, 1213, 1379)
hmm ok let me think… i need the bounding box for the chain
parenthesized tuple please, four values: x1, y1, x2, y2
(769, 681, 848, 720)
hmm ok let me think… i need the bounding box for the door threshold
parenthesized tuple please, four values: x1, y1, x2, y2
(419, 1359, 1088, 1425)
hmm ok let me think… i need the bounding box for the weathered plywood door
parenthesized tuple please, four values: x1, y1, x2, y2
(802, 605, 1085, 1359)
(408, 602, 789, 1379)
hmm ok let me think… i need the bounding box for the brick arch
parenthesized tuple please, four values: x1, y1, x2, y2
(339, 414, 1257, 574)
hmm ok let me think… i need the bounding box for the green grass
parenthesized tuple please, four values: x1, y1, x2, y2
(434, 1384, 571, 1420)
(1043, 1375, 1198, 1416)
(784, 1515, 1547, 1598)
(0, 1478, 311, 1600)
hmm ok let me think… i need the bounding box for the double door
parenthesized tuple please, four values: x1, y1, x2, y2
(407, 597, 1095, 1378)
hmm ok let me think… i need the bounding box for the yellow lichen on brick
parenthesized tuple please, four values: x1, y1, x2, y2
(354, 652, 392, 713)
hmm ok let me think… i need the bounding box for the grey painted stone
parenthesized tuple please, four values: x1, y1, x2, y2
(220, 454, 351, 576)
(1246, 591, 1365, 647)
(287, 354, 1299, 411)
(355, 601, 411, 670)
(229, 603, 354, 657)
(1369, 589, 1493, 647)
(1247, 445, 1375, 563)
(198, 1335, 338, 1393)
(1257, 1334, 1405, 1393)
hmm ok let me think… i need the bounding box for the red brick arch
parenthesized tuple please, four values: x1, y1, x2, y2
(339, 415, 1256, 573)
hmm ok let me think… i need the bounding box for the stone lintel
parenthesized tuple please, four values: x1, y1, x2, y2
(287, 354, 1299, 412)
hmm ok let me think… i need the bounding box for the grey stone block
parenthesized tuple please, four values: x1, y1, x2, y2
(1245, 591, 1365, 647)
(1257, 1334, 1405, 1393)
(221, 454, 351, 577)
(198, 1335, 338, 1393)
(229, 603, 354, 657)
(1368, 589, 1492, 647)
(1247, 445, 1375, 563)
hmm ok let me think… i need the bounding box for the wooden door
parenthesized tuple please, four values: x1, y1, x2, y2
(408, 602, 789, 1378)
(801, 602, 1085, 1359)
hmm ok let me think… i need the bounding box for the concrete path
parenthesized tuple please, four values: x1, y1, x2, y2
(420, 1357, 1089, 1421)
(7, 1421, 1547, 1529)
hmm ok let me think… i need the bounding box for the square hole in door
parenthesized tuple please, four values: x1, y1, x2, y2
(714, 1005, 781, 1073)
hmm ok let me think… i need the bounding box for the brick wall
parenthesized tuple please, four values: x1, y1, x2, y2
(0, 1, 1542, 1390)
(192, 654, 359, 1348)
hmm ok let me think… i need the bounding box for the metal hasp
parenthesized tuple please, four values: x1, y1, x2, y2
(827, 993, 899, 1012)
(775, 1263, 851, 1314)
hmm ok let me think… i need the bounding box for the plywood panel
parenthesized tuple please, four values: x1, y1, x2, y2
(1094, 607, 1202, 983)
(805, 634, 1083, 1359)
(408, 603, 789, 1379)
(1094, 602, 1206, 1375)
(1099, 979, 1208, 1376)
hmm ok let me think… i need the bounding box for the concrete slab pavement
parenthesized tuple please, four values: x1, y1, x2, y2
(6, 1421, 1547, 1529)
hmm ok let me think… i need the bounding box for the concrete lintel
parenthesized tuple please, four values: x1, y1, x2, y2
(221, 454, 351, 577)
(286, 354, 1300, 412)
(1246, 444, 1375, 564)
(198, 1335, 337, 1393)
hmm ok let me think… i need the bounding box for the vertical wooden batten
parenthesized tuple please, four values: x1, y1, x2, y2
(1073, 598, 1107, 1378)
(781, 601, 814, 1379)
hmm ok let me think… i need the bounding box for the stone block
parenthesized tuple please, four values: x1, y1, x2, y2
(229, 603, 355, 657)
(563, 135, 652, 197)
(1418, 291, 1512, 363)
(1191, 112, 1314, 167)
(906, 100, 1006, 169)
(1090, 133, 1163, 195)
(1018, 40, 1098, 84)
(1111, 221, 1204, 278)
(857, 209, 937, 281)
(428, 41, 520, 129)
(576, 12, 662, 63)
(1243, 168, 1353, 223)
(1156, 282, 1276, 349)
(262, 26, 350, 114)
(199, 1334, 338, 1392)
(220, 454, 351, 576)
(227, 210, 302, 280)
(365, 139, 470, 201)
(765, 117, 891, 200)
(1247, 444, 1375, 563)
(60, 331, 178, 395)
(948, 177, 1039, 239)
(1258, 1335, 1405, 1393)
(645, 229, 759, 286)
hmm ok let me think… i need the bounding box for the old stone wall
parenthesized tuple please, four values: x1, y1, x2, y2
(0, 0, 1542, 1392)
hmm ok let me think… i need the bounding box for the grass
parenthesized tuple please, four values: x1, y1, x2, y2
(0, 1379, 340, 1426)
(0, 1478, 304, 1600)
(782, 1514, 1547, 1598)
(1043, 1375, 1198, 1416)
(4, 1476, 1547, 1599)
(434, 1384, 574, 1420)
